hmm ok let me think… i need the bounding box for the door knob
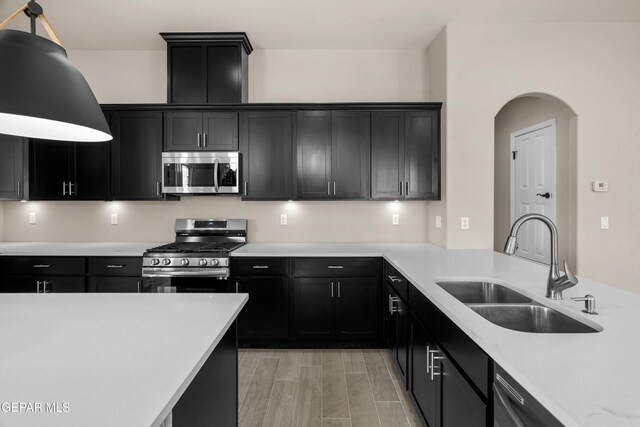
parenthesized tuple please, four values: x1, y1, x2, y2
(536, 192, 551, 199)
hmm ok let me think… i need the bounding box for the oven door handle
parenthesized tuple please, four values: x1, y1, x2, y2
(142, 268, 229, 278)
(214, 159, 219, 192)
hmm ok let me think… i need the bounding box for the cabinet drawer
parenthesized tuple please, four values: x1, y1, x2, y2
(384, 261, 408, 301)
(410, 284, 489, 398)
(4, 257, 85, 276)
(233, 257, 289, 276)
(88, 257, 143, 276)
(294, 257, 380, 277)
(89, 277, 141, 293)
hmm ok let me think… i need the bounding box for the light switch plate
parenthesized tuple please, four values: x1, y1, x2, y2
(593, 181, 609, 192)
(435, 216, 442, 229)
(280, 214, 287, 226)
(600, 216, 609, 230)
(392, 214, 400, 226)
(461, 217, 469, 230)
(111, 213, 118, 225)
(29, 212, 36, 224)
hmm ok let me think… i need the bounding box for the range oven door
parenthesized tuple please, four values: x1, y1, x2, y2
(162, 152, 239, 194)
(142, 268, 230, 293)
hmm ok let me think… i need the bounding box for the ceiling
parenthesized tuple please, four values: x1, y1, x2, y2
(1, 0, 640, 50)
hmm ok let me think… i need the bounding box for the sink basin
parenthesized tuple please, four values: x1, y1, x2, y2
(468, 304, 602, 333)
(436, 281, 533, 304)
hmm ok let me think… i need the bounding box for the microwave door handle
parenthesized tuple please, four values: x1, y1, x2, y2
(214, 159, 219, 192)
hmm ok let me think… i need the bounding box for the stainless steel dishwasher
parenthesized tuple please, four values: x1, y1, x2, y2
(494, 363, 564, 427)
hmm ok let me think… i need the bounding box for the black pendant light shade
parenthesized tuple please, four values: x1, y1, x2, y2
(0, 29, 112, 142)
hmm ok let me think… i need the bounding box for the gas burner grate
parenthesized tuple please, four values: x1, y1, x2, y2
(148, 242, 243, 253)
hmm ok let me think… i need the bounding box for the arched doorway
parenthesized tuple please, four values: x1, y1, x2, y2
(494, 94, 578, 270)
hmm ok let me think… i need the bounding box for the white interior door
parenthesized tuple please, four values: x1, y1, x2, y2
(510, 120, 556, 264)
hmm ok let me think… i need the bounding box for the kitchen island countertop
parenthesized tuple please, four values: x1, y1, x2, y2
(0, 293, 247, 427)
(233, 243, 640, 427)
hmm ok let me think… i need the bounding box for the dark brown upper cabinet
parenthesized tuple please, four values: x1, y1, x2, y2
(295, 111, 370, 200)
(0, 134, 27, 200)
(371, 110, 440, 200)
(165, 111, 238, 151)
(161, 33, 253, 104)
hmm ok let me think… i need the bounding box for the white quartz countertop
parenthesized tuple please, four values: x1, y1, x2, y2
(233, 243, 640, 427)
(0, 293, 247, 427)
(0, 242, 161, 256)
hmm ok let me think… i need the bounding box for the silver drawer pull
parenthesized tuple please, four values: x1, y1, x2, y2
(327, 265, 343, 269)
(107, 264, 125, 268)
(496, 373, 525, 405)
(252, 265, 269, 269)
(33, 264, 52, 268)
(387, 275, 402, 283)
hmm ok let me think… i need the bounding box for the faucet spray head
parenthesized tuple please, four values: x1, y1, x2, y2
(504, 236, 518, 255)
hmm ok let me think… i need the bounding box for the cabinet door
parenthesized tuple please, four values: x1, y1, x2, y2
(335, 277, 378, 342)
(410, 320, 440, 427)
(332, 111, 370, 199)
(111, 111, 164, 200)
(236, 277, 289, 340)
(29, 140, 71, 200)
(169, 46, 206, 104)
(207, 46, 242, 103)
(405, 111, 440, 200)
(165, 111, 203, 151)
(44, 276, 86, 293)
(296, 111, 332, 198)
(240, 111, 293, 200)
(293, 278, 334, 340)
(383, 283, 396, 348)
(3, 276, 85, 293)
(0, 134, 25, 200)
(88, 277, 141, 293)
(72, 141, 110, 200)
(441, 357, 487, 427)
(2, 276, 38, 293)
(203, 112, 239, 151)
(371, 112, 404, 199)
(394, 291, 409, 382)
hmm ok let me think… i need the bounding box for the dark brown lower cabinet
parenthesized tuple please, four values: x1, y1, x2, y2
(2, 276, 85, 293)
(440, 357, 487, 427)
(235, 277, 289, 342)
(385, 282, 408, 383)
(410, 318, 440, 427)
(293, 278, 335, 341)
(88, 277, 141, 293)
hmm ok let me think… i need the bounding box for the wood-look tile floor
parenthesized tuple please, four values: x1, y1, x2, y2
(238, 349, 422, 427)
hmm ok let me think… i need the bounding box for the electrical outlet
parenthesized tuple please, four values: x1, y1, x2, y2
(600, 216, 609, 230)
(280, 214, 287, 226)
(435, 216, 442, 229)
(29, 212, 36, 224)
(392, 214, 400, 226)
(111, 213, 118, 225)
(461, 217, 470, 230)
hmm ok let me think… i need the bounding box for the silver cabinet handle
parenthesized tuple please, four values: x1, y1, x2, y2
(327, 181, 331, 196)
(405, 181, 409, 195)
(338, 281, 341, 298)
(156, 181, 161, 196)
(244, 182, 248, 196)
(496, 373, 525, 405)
(203, 133, 208, 148)
(252, 265, 269, 269)
(43, 280, 51, 293)
(197, 132, 202, 148)
(16, 180, 20, 196)
(389, 296, 400, 314)
(426, 345, 432, 373)
(137, 280, 141, 293)
(235, 281, 239, 293)
(331, 282, 334, 298)
(107, 264, 125, 268)
(399, 181, 403, 196)
(62, 181, 67, 196)
(493, 383, 526, 427)
(430, 351, 445, 381)
(387, 275, 402, 283)
(327, 265, 343, 269)
(333, 181, 336, 196)
(33, 264, 51, 268)
(68, 182, 75, 196)
(36, 280, 42, 293)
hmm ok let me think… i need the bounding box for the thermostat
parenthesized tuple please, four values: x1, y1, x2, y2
(592, 181, 608, 192)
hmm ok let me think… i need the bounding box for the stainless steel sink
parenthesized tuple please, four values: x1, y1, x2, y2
(468, 304, 601, 333)
(436, 280, 602, 333)
(436, 281, 533, 304)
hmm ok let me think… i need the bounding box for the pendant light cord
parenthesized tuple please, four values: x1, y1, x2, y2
(0, 2, 63, 46)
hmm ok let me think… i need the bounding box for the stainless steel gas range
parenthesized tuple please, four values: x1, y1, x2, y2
(141, 218, 247, 293)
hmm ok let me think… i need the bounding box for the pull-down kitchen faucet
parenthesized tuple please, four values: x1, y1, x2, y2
(504, 213, 578, 299)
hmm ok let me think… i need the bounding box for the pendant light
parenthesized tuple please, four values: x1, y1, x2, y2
(0, 1, 112, 142)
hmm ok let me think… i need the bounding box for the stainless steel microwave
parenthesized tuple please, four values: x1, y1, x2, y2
(162, 152, 240, 194)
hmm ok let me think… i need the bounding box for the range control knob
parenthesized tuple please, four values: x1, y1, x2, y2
(181, 259, 189, 266)
(199, 259, 208, 266)
(210, 259, 220, 266)
(162, 259, 171, 266)
(151, 258, 160, 266)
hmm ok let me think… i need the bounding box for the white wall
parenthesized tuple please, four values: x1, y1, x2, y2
(2, 48, 433, 244)
(442, 23, 640, 293)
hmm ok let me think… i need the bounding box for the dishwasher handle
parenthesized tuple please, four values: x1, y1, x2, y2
(493, 383, 526, 427)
